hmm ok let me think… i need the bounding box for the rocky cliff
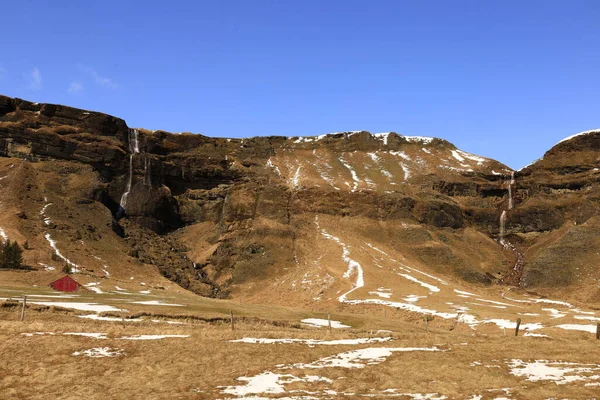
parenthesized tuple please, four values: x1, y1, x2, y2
(0, 94, 599, 304)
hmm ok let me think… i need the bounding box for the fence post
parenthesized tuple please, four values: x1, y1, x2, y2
(230, 310, 234, 331)
(20, 295, 27, 321)
(514, 318, 521, 336)
(596, 323, 600, 340)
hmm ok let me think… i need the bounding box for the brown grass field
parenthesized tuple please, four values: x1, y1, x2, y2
(2, 284, 600, 400)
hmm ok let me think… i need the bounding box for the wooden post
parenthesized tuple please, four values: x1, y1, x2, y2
(230, 310, 234, 331)
(596, 323, 600, 340)
(425, 315, 429, 332)
(20, 295, 27, 321)
(514, 318, 521, 336)
(328, 313, 332, 333)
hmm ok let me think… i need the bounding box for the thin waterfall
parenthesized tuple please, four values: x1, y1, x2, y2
(118, 129, 140, 213)
(508, 171, 515, 210)
(144, 156, 151, 186)
(499, 210, 507, 244)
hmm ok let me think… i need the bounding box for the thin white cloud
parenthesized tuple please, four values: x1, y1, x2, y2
(82, 66, 117, 89)
(68, 81, 84, 94)
(29, 67, 42, 90)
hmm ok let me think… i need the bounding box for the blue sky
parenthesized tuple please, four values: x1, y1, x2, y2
(1, 1, 599, 169)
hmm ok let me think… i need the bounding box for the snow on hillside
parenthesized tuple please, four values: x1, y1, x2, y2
(555, 129, 600, 146)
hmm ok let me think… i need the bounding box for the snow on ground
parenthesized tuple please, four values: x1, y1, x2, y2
(338, 155, 360, 192)
(289, 347, 440, 370)
(366, 152, 380, 163)
(482, 319, 543, 331)
(389, 150, 411, 161)
(319, 226, 364, 303)
(556, 324, 597, 334)
(44, 233, 81, 273)
(119, 334, 190, 340)
(0, 227, 8, 241)
(507, 359, 600, 385)
(312, 153, 340, 190)
(530, 298, 573, 307)
(78, 314, 147, 323)
(28, 301, 122, 313)
(543, 308, 567, 319)
(450, 150, 465, 162)
(132, 300, 184, 307)
(219, 346, 440, 398)
(400, 163, 411, 180)
(523, 332, 550, 338)
(342, 298, 459, 320)
(404, 135, 434, 144)
(473, 298, 514, 307)
(38, 263, 55, 271)
(40, 202, 53, 226)
(220, 371, 332, 397)
(373, 132, 391, 145)
(397, 273, 440, 293)
(84, 282, 104, 294)
(403, 295, 426, 303)
(63, 332, 108, 339)
(301, 318, 350, 329)
(266, 158, 281, 176)
(72, 347, 125, 358)
(555, 129, 600, 146)
(291, 165, 302, 188)
(229, 337, 392, 346)
(21, 332, 56, 337)
(454, 289, 476, 297)
(454, 150, 486, 165)
(368, 288, 392, 299)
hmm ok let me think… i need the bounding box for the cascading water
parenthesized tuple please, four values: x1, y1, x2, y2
(498, 179, 526, 286)
(507, 171, 515, 210)
(499, 210, 507, 244)
(144, 156, 151, 186)
(118, 129, 140, 216)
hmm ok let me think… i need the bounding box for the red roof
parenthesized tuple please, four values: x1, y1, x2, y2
(49, 275, 82, 292)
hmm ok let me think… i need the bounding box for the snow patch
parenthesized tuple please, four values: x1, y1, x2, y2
(44, 233, 81, 273)
(132, 300, 184, 307)
(555, 129, 600, 146)
(229, 337, 392, 346)
(289, 347, 440, 369)
(72, 347, 124, 358)
(397, 273, 440, 293)
(28, 301, 122, 313)
(119, 334, 190, 340)
(507, 359, 600, 385)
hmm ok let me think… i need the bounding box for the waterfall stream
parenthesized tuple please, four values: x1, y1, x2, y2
(499, 210, 507, 244)
(144, 156, 152, 186)
(508, 171, 515, 210)
(118, 129, 140, 213)
(498, 172, 526, 286)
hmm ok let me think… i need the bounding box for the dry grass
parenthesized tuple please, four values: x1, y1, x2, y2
(2, 305, 600, 399)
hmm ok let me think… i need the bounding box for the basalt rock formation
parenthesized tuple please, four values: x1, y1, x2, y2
(0, 94, 599, 302)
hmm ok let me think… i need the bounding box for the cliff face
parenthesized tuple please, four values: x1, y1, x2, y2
(1, 94, 599, 303)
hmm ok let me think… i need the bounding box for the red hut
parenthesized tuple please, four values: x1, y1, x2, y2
(49, 275, 82, 292)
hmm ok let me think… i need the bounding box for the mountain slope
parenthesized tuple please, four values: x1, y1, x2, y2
(1, 94, 599, 313)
